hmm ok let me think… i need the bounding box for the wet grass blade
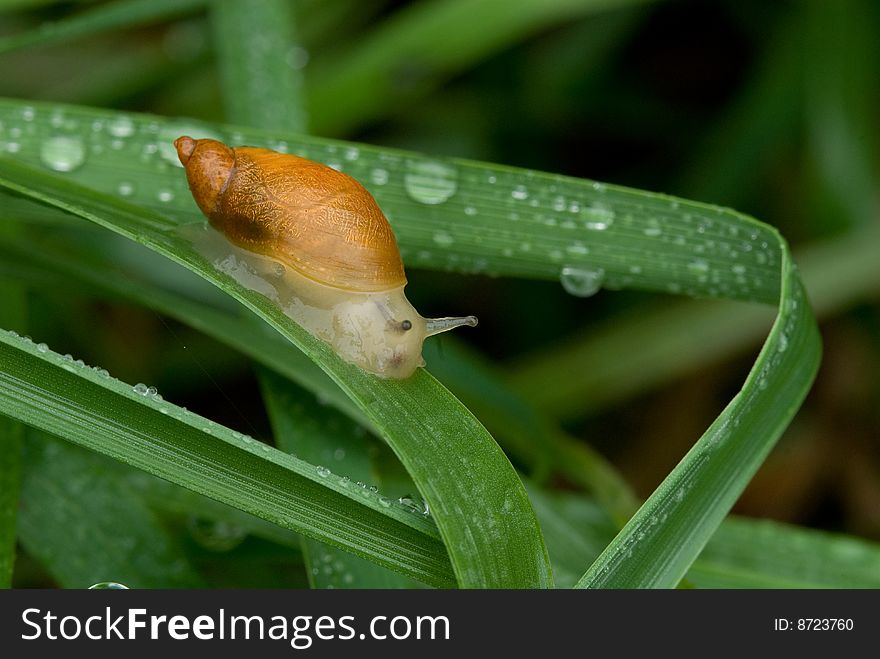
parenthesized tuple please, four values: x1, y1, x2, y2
(0, 0, 207, 55)
(0, 329, 455, 587)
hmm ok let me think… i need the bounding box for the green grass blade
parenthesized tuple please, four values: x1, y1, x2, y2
(689, 517, 880, 589)
(0, 0, 207, 55)
(210, 0, 306, 132)
(0, 219, 25, 588)
(0, 329, 455, 587)
(18, 432, 203, 588)
(577, 249, 821, 587)
(260, 368, 422, 588)
(305, 0, 653, 135)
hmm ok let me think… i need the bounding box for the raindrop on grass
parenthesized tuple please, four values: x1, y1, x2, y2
(403, 159, 458, 205)
(559, 266, 605, 298)
(40, 136, 86, 172)
(133, 383, 149, 395)
(88, 582, 129, 590)
(316, 465, 331, 478)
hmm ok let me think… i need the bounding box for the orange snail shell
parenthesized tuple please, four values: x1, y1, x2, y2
(174, 136, 476, 378)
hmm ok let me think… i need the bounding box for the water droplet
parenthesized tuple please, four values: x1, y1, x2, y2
(629, 265, 643, 274)
(340, 476, 351, 488)
(566, 242, 589, 255)
(404, 159, 458, 205)
(583, 202, 615, 231)
(560, 266, 605, 298)
(370, 168, 389, 185)
(687, 258, 709, 275)
(88, 582, 129, 590)
(146, 386, 158, 397)
(316, 465, 330, 478)
(36, 343, 48, 353)
(731, 264, 746, 275)
(369, 485, 378, 493)
(511, 184, 529, 200)
(378, 496, 391, 508)
(432, 231, 454, 247)
(108, 116, 135, 138)
(133, 383, 149, 395)
(157, 189, 174, 202)
(40, 136, 86, 172)
(643, 223, 662, 237)
(777, 335, 788, 352)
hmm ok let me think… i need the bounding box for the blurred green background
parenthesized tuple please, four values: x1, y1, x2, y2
(1, 0, 878, 586)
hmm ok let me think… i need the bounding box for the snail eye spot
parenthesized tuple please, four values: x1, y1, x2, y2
(400, 320, 413, 331)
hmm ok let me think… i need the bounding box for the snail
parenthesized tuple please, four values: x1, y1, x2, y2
(174, 136, 477, 379)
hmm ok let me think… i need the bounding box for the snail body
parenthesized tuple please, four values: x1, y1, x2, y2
(175, 136, 476, 378)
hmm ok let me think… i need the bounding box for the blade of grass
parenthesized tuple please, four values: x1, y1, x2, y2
(18, 432, 204, 588)
(0, 0, 207, 55)
(0, 217, 25, 588)
(210, 0, 306, 132)
(0, 159, 554, 589)
(0, 329, 455, 588)
(577, 248, 821, 587)
(305, 0, 654, 135)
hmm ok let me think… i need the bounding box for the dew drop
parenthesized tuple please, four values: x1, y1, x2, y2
(687, 258, 709, 275)
(432, 231, 454, 247)
(88, 582, 129, 590)
(36, 342, 48, 353)
(117, 181, 135, 197)
(583, 203, 615, 230)
(133, 383, 149, 395)
(511, 184, 529, 200)
(559, 266, 605, 298)
(777, 334, 789, 353)
(370, 167, 389, 185)
(108, 116, 135, 138)
(403, 159, 458, 205)
(40, 136, 86, 172)
(157, 189, 175, 202)
(316, 465, 331, 478)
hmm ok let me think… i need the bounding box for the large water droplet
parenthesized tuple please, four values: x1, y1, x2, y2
(40, 136, 86, 172)
(403, 159, 458, 205)
(108, 116, 136, 138)
(583, 202, 615, 230)
(560, 266, 605, 298)
(88, 582, 129, 590)
(432, 230, 454, 247)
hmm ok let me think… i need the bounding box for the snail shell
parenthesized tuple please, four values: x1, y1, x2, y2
(175, 136, 476, 379)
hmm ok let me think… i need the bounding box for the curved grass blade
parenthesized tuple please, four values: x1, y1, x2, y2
(577, 244, 821, 587)
(0, 329, 454, 588)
